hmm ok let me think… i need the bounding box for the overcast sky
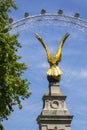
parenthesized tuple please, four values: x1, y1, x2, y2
(3, 0, 87, 130)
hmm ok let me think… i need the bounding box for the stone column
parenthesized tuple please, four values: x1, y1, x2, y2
(37, 76, 73, 130)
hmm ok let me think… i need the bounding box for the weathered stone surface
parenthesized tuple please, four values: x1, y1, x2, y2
(37, 79, 73, 130)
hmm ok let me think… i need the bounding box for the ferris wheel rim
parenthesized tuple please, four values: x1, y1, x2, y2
(12, 14, 87, 25)
(10, 13, 87, 34)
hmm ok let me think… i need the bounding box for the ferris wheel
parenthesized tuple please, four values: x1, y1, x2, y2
(9, 9, 87, 35)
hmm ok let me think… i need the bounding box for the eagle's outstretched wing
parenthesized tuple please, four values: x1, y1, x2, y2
(55, 33, 70, 63)
(35, 33, 53, 64)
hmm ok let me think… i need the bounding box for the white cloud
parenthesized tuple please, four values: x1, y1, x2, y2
(60, 67, 87, 88)
(63, 67, 87, 79)
(80, 70, 87, 78)
(37, 62, 49, 69)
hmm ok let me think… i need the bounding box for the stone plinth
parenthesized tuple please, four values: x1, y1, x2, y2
(37, 76, 73, 130)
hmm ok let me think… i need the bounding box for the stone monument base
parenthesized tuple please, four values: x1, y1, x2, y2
(37, 76, 73, 130)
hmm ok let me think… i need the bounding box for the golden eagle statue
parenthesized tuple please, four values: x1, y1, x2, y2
(35, 33, 70, 80)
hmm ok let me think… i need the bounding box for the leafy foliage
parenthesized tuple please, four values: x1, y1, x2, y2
(0, 0, 31, 128)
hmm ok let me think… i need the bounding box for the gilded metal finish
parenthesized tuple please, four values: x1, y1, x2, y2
(35, 33, 70, 78)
